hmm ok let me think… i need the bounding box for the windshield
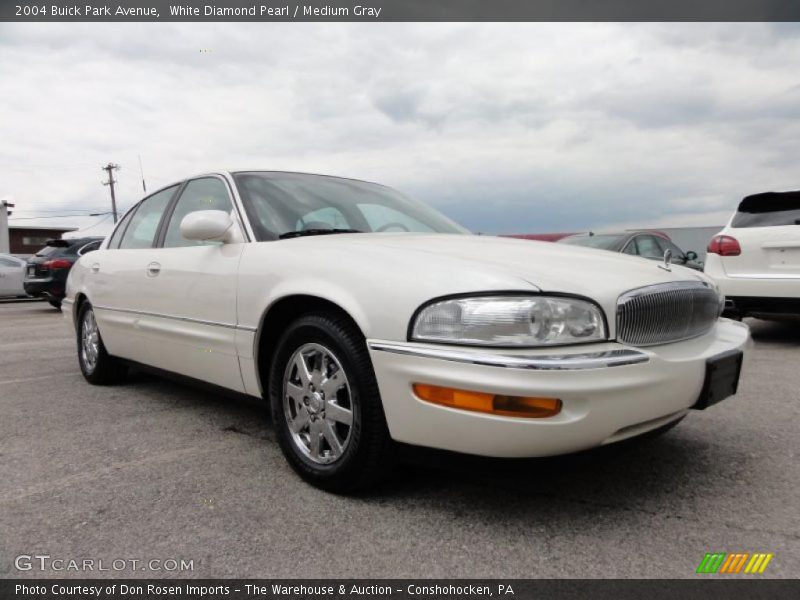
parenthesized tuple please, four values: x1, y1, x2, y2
(232, 172, 469, 241)
(732, 192, 800, 228)
(559, 234, 625, 250)
(34, 246, 59, 258)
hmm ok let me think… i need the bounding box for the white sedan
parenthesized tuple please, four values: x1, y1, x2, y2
(0, 253, 28, 297)
(65, 171, 750, 492)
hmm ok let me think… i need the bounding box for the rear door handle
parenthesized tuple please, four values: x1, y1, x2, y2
(91, 263, 100, 273)
(146, 262, 161, 276)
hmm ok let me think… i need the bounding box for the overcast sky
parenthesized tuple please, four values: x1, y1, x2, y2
(2, 22, 799, 237)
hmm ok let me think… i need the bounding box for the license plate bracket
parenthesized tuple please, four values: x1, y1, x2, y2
(692, 349, 743, 410)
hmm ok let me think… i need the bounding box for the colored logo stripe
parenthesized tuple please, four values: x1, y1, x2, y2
(697, 552, 773, 574)
(697, 553, 726, 573)
(744, 553, 773, 574)
(719, 553, 748, 573)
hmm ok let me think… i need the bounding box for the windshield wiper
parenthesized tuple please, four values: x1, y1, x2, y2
(278, 228, 363, 240)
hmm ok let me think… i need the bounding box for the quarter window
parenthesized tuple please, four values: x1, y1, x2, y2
(163, 178, 234, 248)
(108, 207, 137, 249)
(118, 186, 177, 250)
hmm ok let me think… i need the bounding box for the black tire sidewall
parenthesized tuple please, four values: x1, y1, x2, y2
(77, 302, 124, 384)
(269, 314, 387, 490)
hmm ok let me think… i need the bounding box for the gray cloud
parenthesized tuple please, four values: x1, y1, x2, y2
(1, 23, 799, 237)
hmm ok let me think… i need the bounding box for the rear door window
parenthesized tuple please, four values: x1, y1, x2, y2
(118, 186, 178, 249)
(732, 192, 800, 228)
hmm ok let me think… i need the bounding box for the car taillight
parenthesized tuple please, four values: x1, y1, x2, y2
(707, 235, 741, 257)
(43, 259, 73, 269)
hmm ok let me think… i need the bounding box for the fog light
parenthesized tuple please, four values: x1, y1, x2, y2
(412, 383, 561, 418)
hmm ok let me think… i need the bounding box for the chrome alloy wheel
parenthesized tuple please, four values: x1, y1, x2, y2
(283, 343, 355, 465)
(81, 309, 100, 373)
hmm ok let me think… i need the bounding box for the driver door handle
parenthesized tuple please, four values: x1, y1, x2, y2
(91, 263, 100, 273)
(146, 262, 161, 276)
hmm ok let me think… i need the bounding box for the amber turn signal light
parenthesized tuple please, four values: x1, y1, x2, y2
(412, 383, 561, 418)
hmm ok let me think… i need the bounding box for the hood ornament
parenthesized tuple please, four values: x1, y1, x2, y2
(658, 249, 673, 272)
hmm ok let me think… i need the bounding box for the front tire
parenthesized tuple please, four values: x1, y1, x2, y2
(77, 302, 127, 385)
(269, 313, 393, 493)
(48, 298, 62, 310)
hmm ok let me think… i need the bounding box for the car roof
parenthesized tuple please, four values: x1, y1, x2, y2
(146, 170, 392, 200)
(565, 230, 670, 240)
(739, 190, 800, 212)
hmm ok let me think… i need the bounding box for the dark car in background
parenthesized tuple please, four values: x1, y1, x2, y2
(558, 230, 704, 271)
(24, 237, 103, 308)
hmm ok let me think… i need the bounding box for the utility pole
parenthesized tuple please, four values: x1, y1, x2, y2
(101, 163, 120, 223)
(0, 199, 13, 254)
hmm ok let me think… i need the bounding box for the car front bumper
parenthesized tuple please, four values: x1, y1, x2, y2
(367, 319, 751, 458)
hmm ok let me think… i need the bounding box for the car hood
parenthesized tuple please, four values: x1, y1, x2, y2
(240, 232, 715, 342)
(334, 232, 710, 294)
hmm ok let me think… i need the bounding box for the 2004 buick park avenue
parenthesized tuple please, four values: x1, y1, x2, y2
(65, 171, 750, 491)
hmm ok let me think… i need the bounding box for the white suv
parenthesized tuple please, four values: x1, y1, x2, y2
(705, 191, 800, 320)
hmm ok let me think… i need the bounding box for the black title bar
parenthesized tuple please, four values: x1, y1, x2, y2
(3, 580, 800, 600)
(4, 0, 800, 22)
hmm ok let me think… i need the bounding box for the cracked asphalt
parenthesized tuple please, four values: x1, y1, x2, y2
(1, 300, 798, 578)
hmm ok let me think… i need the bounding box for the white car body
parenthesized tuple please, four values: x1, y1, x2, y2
(64, 171, 749, 475)
(705, 191, 800, 319)
(0, 254, 27, 297)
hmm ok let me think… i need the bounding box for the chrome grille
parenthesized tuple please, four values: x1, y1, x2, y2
(616, 282, 720, 346)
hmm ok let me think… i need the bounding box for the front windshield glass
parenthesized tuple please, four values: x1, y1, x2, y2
(233, 172, 469, 241)
(559, 234, 625, 250)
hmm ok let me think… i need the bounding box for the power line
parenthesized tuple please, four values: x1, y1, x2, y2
(9, 214, 100, 220)
(72, 213, 114, 233)
(13, 209, 109, 214)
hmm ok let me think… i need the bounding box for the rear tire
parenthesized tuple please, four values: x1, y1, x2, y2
(268, 312, 394, 493)
(48, 298, 62, 310)
(77, 302, 127, 385)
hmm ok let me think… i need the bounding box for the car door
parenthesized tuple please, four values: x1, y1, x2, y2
(133, 176, 247, 392)
(88, 185, 179, 364)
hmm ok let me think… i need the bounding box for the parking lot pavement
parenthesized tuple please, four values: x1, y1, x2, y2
(0, 301, 798, 579)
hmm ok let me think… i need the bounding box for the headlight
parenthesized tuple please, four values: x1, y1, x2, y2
(410, 295, 607, 347)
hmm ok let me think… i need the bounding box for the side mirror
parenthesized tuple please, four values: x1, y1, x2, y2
(180, 210, 233, 243)
(686, 250, 698, 261)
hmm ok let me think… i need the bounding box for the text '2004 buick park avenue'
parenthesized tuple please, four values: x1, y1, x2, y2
(64, 171, 750, 492)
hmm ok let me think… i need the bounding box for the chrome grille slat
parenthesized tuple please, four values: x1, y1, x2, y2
(616, 281, 719, 346)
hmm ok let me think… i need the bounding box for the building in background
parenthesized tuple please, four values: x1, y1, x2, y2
(8, 225, 78, 256)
